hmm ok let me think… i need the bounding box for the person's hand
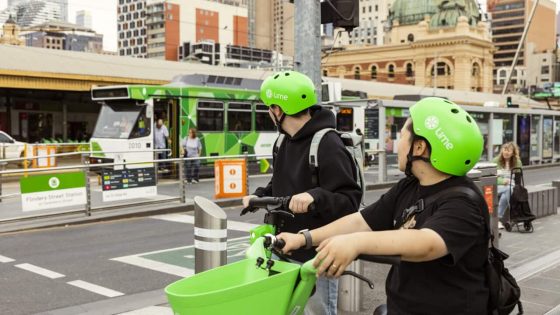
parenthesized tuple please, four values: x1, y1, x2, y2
(503, 178, 510, 185)
(289, 192, 314, 213)
(313, 234, 359, 278)
(242, 195, 257, 208)
(277, 232, 306, 254)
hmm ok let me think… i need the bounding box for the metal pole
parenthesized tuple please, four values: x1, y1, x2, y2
(501, 0, 540, 95)
(179, 157, 186, 203)
(0, 162, 5, 203)
(338, 260, 362, 312)
(378, 105, 387, 183)
(82, 153, 91, 216)
(294, 0, 321, 102)
(62, 103, 68, 142)
(194, 196, 227, 273)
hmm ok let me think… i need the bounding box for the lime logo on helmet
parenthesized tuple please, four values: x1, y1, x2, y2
(424, 116, 439, 130)
(435, 128, 454, 150)
(266, 89, 288, 102)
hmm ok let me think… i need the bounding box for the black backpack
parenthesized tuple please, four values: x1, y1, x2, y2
(418, 186, 523, 315)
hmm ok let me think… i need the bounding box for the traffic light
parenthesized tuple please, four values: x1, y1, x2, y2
(321, 0, 359, 33)
(506, 96, 512, 107)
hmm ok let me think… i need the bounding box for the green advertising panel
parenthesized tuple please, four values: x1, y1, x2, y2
(20, 172, 86, 194)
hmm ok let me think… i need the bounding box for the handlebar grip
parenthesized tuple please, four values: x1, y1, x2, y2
(248, 197, 282, 207)
(308, 203, 316, 212)
(274, 238, 286, 250)
(357, 255, 401, 265)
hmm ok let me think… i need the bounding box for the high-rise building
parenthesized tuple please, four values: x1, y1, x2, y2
(7, 0, 68, 21)
(117, 0, 147, 58)
(250, 0, 294, 59)
(0, 0, 63, 28)
(489, 0, 557, 93)
(118, 0, 248, 60)
(76, 10, 92, 29)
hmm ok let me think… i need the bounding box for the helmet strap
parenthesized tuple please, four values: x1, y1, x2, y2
(271, 109, 287, 134)
(405, 138, 432, 177)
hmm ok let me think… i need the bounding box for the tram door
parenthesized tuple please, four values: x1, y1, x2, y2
(154, 98, 181, 174)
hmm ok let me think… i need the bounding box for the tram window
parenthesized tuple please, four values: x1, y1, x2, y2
(227, 103, 252, 132)
(130, 108, 151, 139)
(197, 101, 224, 131)
(255, 103, 275, 131)
(336, 107, 353, 132)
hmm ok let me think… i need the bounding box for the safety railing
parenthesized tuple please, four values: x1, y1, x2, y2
(0, 152, 271, 225)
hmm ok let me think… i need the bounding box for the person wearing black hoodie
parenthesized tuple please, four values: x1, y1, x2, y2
(243, 71, 362, 315)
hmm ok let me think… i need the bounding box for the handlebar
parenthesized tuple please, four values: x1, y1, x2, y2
(241, 196, 316, 216)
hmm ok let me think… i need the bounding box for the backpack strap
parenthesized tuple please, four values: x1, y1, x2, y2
(272, 133, 286, 168)
(309, 128, 337, 187)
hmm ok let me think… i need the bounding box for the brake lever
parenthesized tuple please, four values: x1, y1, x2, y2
(341, 271, 375, 289)
(268, 209, 295, 218)
(240, 206, 257, 216)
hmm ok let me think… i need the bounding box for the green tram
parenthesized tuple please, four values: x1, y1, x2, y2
(89, 74, 278, 168)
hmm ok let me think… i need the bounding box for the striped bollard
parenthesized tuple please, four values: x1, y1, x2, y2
(194, 196, 227, 273)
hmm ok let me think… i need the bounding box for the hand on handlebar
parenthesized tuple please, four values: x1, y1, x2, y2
(313, 234, 359, 278)
(242, 195, 257, 208)
(289, 192, 315, 214)
(276, 232, 306, 254)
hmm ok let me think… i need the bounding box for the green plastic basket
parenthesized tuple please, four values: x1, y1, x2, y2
(165, 259, 301, 315)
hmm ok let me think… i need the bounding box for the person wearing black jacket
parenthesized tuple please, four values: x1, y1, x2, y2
(243, 71, 362, 315)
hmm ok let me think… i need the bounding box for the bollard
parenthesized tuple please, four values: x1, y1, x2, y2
(470, 163, 499, 248)
(378, 150, 387, 184)
(338, 260, 362, 312)
(194, 196, 227, 273)
(553, 180, 560, 211)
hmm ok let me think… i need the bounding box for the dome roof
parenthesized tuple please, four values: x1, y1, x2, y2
(5, 15, 16, 25)
(430, 0, 481, 28)
(388, 0, 438, 26)
(388, 0, 482, 28)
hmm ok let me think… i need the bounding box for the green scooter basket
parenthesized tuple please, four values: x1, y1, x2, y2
(165, 258, 301, 315)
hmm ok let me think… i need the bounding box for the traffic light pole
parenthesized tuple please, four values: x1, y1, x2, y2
(294, 0, 322, 102)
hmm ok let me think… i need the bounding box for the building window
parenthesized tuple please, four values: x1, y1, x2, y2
(388, 64, 395, 78)
(431, 62, 451, 76)
(406, 63, 413, 77)
(323, 70, 328, 76)
(472, 63, 480, 76)
(371, 65, 377, 79)
(354, 66, 361, 80)
(542, 66, 550, 74)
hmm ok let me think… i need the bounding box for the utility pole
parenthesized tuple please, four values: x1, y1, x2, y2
(294, 0, 322, 102)
(501, 0, 540, 95)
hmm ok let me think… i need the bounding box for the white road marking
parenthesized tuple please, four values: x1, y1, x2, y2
(67, 280, 124, 298)
(111, 254, 194, 278)
(0, 255, 15, 263)
(15, 263, 65, 279)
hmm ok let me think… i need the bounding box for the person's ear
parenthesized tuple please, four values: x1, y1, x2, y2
(413, 139, 428, 156)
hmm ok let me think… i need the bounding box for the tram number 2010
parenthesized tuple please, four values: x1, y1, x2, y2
(128, 142, 142, 150)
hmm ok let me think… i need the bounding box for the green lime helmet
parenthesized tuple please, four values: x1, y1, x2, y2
(260, 71, 317, 115)
(410, 97, 483, 176)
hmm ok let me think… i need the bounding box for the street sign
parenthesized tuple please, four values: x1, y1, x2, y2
(102, 167, 157, 202)
(214, 159, 247, 199)
(20, 172, 87, 212)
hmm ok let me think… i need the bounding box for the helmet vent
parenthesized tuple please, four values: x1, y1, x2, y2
(285, 72, 290, 76)
(451, 108, 459, 114)
(302, 94, 307, 99)
(465, 159, 471, 165)
(466, 115, 472, 123)
(274, 74, 279, 79)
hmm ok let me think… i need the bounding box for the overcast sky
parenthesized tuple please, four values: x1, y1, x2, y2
(0, 0, 117, 51)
